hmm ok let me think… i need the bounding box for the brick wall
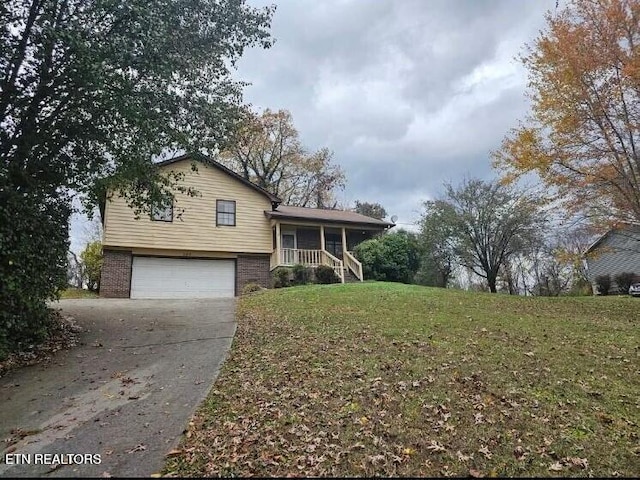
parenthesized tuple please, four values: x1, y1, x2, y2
(236, 255, 271, 294)
(100, 250, 132, 298)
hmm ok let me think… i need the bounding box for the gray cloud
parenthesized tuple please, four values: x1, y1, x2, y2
(234, 0, 556, 227)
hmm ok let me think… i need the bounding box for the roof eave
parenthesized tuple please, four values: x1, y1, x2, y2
(265, 211, 394, 228)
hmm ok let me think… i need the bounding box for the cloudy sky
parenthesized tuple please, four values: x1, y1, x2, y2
(70, 0, 558, 251)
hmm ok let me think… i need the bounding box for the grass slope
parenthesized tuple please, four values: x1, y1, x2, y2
(166, 283, 639, 477)
(59, 287, 98, 299)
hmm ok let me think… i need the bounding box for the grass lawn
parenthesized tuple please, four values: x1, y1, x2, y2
(165, 283, 639, 477)
(59, 287, 98, 299)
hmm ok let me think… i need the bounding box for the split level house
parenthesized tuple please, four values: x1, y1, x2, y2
(100, 154, 394, 298)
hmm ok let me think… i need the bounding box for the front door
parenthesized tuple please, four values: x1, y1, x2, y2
(282, 232, 296, 264)
(325, 233, 342, 258)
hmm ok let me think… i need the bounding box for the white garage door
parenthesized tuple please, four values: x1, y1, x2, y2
(131, 257, 235, 299)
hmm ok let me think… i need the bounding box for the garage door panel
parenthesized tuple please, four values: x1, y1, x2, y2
(131, 257, 235, 299)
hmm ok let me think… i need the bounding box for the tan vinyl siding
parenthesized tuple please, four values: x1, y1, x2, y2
(103, 160, 273, 253)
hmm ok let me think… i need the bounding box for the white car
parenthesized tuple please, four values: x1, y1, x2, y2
(629, 283, 640, 297)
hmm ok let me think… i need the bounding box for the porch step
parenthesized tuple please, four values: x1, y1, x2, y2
(343, 267, 360, 283)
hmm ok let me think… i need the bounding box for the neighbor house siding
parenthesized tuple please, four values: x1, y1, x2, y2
(103, 159, 273, 253)
(100, 249, 132, 297)
(586, 229, 640, 292)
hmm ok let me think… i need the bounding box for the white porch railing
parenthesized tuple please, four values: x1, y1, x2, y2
(344, 250, 363, 281)
(321, 250, 345, 283)
(281, 248, 323, 266)
(271, 248, 345, 283)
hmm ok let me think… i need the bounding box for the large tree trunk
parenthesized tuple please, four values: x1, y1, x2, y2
(487, 275, 498, 293)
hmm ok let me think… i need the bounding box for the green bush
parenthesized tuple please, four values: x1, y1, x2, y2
(595, 274, 611, 296)
(353, 230, 421, 283)
(272, 267, 291, 288)
(614, 272, 636, 294)
(80, 241, 103, 292)
(315, 265, 339, 284)
(292, 264, 312, 286)
(0, 190, 70, 360)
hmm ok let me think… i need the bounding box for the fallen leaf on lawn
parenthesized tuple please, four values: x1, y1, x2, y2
(469, 469, 484, 478)
(478, 446, 492, 459)
(165, 449, 183, 457)
(150, 474, 163, 478)
(548, 461, 563, 471)
(456, 450, 471, 462)
(566, 457, 588, 469)
(514, 445, 525, 459)
(524, 351, 534, 357)
(403, 447, 416, 456)
(427, 440, 446, 452)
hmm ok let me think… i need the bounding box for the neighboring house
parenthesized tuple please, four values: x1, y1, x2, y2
(584, 223, 640, 293)
(100, 154, 394, 299)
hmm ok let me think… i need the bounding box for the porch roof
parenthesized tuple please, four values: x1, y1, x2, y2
(265, 205, 395, 228)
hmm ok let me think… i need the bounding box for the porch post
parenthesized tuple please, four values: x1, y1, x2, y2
(275, 221, 281, 266)
(320, 225, 325, 251)
(341, 227, 347, 256)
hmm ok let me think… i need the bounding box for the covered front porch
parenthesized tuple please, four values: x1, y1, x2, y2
(270, 223, 378, 282)
(265, 205, 395, 283)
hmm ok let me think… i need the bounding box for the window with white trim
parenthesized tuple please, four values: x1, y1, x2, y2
(216, 200, 236, 226)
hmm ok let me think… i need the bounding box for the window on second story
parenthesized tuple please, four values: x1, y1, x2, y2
(216, 200, 236, 226)
(151, 199, 173, 222)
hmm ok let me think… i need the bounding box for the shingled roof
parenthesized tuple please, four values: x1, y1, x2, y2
(583, 222, 640, 255)
(265, 205, 395, 228)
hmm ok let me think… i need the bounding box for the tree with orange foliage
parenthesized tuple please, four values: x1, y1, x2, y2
(220, 109, 345, 208)
(493, 0, 640, 225)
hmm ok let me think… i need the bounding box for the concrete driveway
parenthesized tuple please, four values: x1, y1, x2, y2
(0, 298, 236, 478)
